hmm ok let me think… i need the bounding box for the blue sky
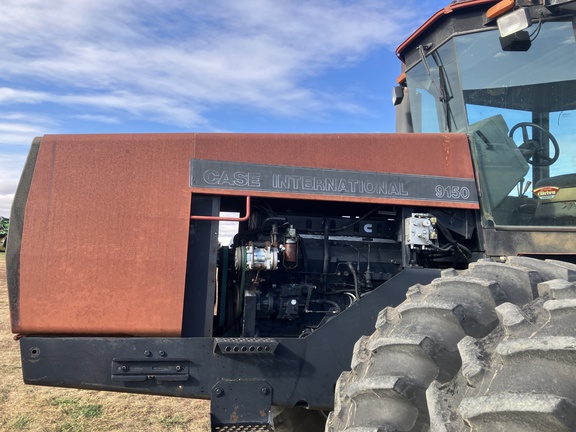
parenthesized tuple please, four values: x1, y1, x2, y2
(0, 0, 449, 217)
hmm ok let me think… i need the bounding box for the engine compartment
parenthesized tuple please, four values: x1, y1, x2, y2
(215, 199, 403, 338)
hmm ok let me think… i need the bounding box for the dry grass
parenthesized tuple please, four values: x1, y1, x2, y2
(0, 253, 210, 431)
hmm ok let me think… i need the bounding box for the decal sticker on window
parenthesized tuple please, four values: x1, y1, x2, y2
(533, 186, 560, 200)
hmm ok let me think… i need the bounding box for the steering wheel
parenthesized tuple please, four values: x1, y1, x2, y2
(509, 122, 560, 166)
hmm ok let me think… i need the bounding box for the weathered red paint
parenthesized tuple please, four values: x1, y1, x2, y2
(18, 134, 194, 336)
(193, 133, 472, 177)
(191, 133, 478, 209)
(15, 132, 477, 336)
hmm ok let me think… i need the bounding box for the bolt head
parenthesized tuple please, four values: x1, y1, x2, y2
(214, 388, 224, 397)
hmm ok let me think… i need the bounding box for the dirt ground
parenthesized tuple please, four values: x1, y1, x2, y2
(0, 253, 210, 431)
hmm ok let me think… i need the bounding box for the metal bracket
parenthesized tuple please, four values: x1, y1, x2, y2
(211, 379, 273, 431)
(213, 338, 278, 355)
(111, 358, 189, 382)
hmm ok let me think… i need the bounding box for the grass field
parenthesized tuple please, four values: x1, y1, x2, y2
(0, 253, 210, 431)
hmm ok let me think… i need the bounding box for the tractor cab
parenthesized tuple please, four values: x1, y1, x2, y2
(396, 0, 576, 246)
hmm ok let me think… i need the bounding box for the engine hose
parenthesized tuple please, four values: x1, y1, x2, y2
(347, 262, 360, 302)
(298, 236, 309, 282)
(236, 247, 246, 318)
(218, 246, 229, 328)
(431, 216, 472, 259)
(323, 222, 330, 284)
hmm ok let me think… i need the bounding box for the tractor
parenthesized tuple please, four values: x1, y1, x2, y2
(7, 0, 576, 430)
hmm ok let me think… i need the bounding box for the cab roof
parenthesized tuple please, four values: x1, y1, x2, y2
(396, 0, 498, 61)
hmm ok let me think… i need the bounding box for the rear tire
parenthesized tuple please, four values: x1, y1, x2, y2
(326, 258, 576, 431)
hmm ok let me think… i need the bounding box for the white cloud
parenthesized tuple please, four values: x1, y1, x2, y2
(72, 114, 120, 124)
(0, 112, 54, 145)
(0, 154, 27, 217)
(0, 0, 427, 127)
(0, 112, 51, 217)
(0, 87, 47, 104)
(0, 88, 209, 129)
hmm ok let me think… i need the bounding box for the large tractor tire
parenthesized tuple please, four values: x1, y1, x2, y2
(428, 275, 576, 431)
(326, 257, 576, 431)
